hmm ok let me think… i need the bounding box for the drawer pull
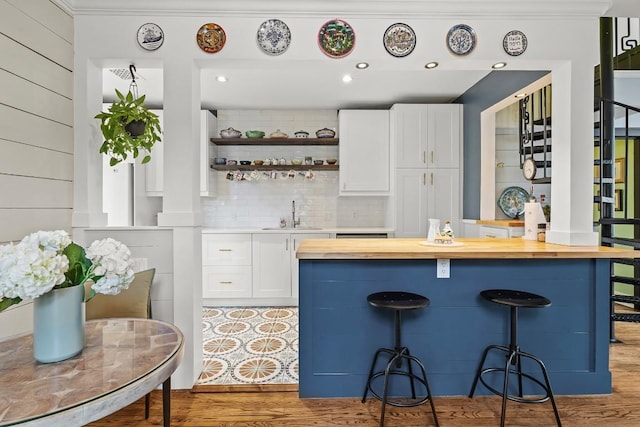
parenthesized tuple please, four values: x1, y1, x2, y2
(219, 281, 233, 284)
(485, 234, 497, 238)
(218, 249, 233, 252)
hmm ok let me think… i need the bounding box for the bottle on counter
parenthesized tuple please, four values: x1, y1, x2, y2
(537, 223, 546, 242)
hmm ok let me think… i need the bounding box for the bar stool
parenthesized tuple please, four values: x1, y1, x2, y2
(362, 291, 439, 427)
(468, 289, 561, 427)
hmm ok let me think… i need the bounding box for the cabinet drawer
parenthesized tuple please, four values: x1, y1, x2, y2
(203, 234, 251, 266)
(479, 226, 509, 239)
(203, 266, 252, 298)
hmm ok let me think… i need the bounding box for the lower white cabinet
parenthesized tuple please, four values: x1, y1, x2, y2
(479, 225, 524, 239)
(203, 232, 329, 304)
(394, 168, 461, 238)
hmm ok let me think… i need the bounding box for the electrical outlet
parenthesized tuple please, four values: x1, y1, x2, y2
(436, 259, 450, 278)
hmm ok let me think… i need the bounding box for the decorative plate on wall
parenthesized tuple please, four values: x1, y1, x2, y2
(503, 30, 528, 56)
(497, 186, 529, 219)
(136, 23, 164, 51)
(318, 19, 355, 58)
(446, 24, 477, 56)
(197, 23, 226, 53)
(383, 23, 416, 57)
(257, 19, 292, 55)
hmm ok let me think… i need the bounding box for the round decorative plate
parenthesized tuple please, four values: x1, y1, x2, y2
(383, 23, 416, 57)
(257, 19, 291, 55)
(318, 19, 355, 58)
(503, 30, 528, 56)
(136, 23, 164, 51)
(497, 186, 530, 219)
(446, 24, 477, 56)
(197, 23, 226, 53)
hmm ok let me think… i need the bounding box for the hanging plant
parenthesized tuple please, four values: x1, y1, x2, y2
(95, 88, 162, 166)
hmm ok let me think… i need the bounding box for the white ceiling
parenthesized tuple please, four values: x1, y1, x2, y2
(95, 0, 638, 111)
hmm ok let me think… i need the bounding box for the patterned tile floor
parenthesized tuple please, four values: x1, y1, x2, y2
(196, 306, 298, 386)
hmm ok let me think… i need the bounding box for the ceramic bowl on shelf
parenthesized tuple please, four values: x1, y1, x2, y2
(316, 128, 336, 138)
(291, 158, 303, 165)
(254, 160, 264, 165)
(294, 130, 309, 138)
(226, 159, 237, 165)
(219, 127, 242, 138)
(326, 158, 337, 164)
(245, 130, 265, 138)
(270, 129, 288, 138)
(239, 160, 251, 165)
(313, 160, 324, 165)
(214, 157, 227, 165)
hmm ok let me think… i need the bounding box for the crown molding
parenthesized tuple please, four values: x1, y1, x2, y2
(53, 0, 612, 18)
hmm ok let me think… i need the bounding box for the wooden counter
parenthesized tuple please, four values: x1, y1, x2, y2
(297, 238, 635, 399)
(296, 237, 639, 260)
(476, 219, 525, 227)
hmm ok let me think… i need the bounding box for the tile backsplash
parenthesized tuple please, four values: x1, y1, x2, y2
(201, 110, 388, 229)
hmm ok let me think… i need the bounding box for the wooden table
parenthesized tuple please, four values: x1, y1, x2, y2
(0, 318, 184, 426)
(296, 238, 640, 398)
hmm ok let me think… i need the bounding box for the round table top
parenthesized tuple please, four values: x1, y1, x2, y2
(0, 318, 184, 426)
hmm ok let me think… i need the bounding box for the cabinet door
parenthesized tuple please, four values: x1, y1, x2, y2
(426, 104, 461, 169)
(290, 233, 330, 300)
(252, 234, 292, 298)
(426, 168, 461, 236)
(203, 266, 252, 298)
(202, 234, 252, 266)
(394, 169, 428, 238)
(392, 104, 428, 168)
(339, 110, 390, 195)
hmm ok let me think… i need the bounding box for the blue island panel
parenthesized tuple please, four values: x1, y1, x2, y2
(298, 258, 611, 397)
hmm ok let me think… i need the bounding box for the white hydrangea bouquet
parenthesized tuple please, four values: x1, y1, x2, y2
(0, 230, 135, 312)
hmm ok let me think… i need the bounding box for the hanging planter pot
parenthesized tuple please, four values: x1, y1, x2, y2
(125, 119, 146, 138)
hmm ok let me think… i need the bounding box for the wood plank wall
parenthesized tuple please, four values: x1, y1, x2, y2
(0, 0, 73, 337)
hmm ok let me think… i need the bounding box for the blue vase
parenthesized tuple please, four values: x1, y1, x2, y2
(33, 285, 85, 363)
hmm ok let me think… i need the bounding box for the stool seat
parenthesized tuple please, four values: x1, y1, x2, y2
(367, 291, 430, 310)
(480, 289, 551, 308)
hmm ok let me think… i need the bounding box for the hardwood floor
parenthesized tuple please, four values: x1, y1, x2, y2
(88, 314, 640, 426)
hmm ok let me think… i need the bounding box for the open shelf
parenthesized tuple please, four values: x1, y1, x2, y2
(211, 164, 339, 171)
(210, 137, 339, 146)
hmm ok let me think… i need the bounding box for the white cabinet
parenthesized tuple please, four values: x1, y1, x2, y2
(392, 104, 461, 169)
(338, 110, 390, 195)
(252, 234, 292, 299)
(203, 232, 329, 305)
(252, 232, 330, 301)
(145, 109, 217, 197)
(391, 104, 463, 238)
(394, 169, 460, 238)
(202, 234, 252, 298)
(479, 225, 524, 239)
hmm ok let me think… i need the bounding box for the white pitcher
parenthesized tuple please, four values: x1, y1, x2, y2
(427, 218, 440, 242)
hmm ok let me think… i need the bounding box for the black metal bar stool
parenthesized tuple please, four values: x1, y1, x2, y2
(362, 291, 439, 427)
(468, 289, 561, 427)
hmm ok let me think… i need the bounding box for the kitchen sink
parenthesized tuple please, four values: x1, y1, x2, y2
(261, 227, 323, 231)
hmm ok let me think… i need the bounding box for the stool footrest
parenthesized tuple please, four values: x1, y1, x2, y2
(367, 370, 431, 407)
(478, 367, 552, 404)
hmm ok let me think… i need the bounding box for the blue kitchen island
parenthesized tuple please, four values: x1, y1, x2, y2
(296, 238, 639, 397)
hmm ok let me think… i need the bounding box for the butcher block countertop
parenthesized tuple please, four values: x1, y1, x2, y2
(476, 219, 525, 227)
(296, 237, 640, 260)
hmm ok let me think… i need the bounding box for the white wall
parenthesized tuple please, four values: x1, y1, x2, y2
(0, 0, 73, 338)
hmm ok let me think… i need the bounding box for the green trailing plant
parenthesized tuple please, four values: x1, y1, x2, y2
(95, 89, 161, 166)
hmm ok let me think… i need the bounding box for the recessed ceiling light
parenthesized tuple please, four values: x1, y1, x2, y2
(342, 74, 353, 83)
(355, 62, 369, 69)
(492, 62, 507, 69)
(216, 75, 228, 83)
(424, 62, 439, 69)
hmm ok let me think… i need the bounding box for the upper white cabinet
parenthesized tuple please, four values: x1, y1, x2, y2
(145, 109, 217, 197)
(338, 110, 390, 195)
(392, 104, 461, 169)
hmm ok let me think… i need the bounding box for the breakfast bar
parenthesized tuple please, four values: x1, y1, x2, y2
(296, 238, 640, 398)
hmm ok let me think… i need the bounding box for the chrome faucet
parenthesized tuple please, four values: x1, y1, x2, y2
(292, 200, 300, 228)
